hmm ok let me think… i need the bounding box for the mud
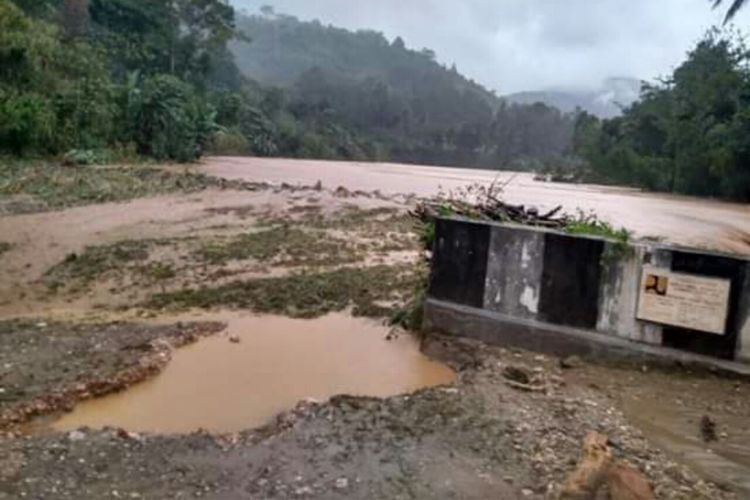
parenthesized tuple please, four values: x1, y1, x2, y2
(52, 313, 454, 434)
(0, 338, 737, 500)
(204, 156, 750, 254)
(1, 157, 749, 498)
(0, 320, 225, 431)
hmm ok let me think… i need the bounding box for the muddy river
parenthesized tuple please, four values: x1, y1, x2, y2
(53, 313, 455, 434)
(204, 156, 750, 254)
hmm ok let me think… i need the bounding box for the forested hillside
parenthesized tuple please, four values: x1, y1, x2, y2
(0, 1, 577, 169)
(570, 30, 750, 201)
(231, 10, 576, 168)
(0, 0, 241, 162)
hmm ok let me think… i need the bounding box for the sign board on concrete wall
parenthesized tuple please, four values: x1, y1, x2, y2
(636, 267, 731, 335)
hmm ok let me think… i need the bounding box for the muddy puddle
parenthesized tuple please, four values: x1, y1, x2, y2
(624, 398, 750, 495)
(52, 312, 455, 434)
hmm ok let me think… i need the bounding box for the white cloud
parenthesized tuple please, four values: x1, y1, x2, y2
(231, 0, 748, 93)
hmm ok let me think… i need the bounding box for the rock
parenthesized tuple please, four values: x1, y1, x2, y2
(313, 180, 323, 191)
(521, 488, 534, 496)
(294, 486, 313, 496)
(700, 415, 717, 442)
(334, 186, 351, 198)
(334, 477, 349, 489)
(559, 355, 582, 369)
(116, 428, 141, 441)
(229, 335, 241, 344)
(503, 366, 531, 384)
(68, 430, 86, 441)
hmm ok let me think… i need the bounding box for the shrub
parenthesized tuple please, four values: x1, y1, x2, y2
(126, 74, 218, 162)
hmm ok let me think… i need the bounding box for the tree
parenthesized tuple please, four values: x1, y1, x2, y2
(62, 0, 89, 38)
(714, 0, 746, 23)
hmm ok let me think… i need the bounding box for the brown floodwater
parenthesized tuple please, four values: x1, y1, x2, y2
(203, 156, 750, 255)
(53, 312, 455, 434)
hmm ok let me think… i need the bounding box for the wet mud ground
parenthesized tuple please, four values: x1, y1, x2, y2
(1, 159, 750, 499)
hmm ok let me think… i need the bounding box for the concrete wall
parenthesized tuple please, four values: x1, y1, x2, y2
(426, 217, 750, 364)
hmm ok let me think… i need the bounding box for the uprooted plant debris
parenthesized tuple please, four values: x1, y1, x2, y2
(411, 181, 631, 252)
(412, 180, 571, 229)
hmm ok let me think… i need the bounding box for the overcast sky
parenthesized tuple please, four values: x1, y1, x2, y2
(230, 0, 749, 94)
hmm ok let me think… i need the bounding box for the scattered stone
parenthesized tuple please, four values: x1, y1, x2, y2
(67, 430, 86, 442)
(229, 335, 241, 344)
(700, 415, 717, 443)
(334, 477, 349, 489)
(503, 366, 531, 385)
(559, 355, 582, 369)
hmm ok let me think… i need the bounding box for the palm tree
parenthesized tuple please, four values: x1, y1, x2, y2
(714, 0, 746, 23)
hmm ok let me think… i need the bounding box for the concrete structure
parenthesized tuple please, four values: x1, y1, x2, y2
(425, 217, 750, 369)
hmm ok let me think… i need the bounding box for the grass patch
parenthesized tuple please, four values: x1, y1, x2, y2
(565, 215, 632, 262)
(146, 265, 420, 318)
(196, 226, 360, 266)
(44, 239, 180, 290)
(0, 242, 11, 257)
(0, 161, 238, 214)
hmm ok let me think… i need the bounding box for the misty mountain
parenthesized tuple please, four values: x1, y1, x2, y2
(229, 11, 577, 168)
(505, 78, 643, 118)
(232, 12, 499, 109)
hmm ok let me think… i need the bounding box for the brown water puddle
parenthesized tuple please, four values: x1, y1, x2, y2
(623, 398, 750, 495)
(52, 312, 455, 434)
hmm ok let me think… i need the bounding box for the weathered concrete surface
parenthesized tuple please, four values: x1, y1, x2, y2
(735, 266, 750, 362)
(662, 251, 748, 359)
(428, 217, 750, 364)
(483, 226, 544, 319)
(596, 245, 670, 346)
(538, 233, 603, 329)
(428, 218, 489, 308)
(425, 298, 750, 377)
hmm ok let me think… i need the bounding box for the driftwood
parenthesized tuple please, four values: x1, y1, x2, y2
(411, 178, 571, 229)
(559, 431, 654, 500)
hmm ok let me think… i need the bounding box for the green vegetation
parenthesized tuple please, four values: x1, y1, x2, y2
(565, 213, 632, 262)
(0, 162, 231, 212)
(0, 1, 578, 169)
(45, 240, 151, 288)
(570, 30, 750, 201)
(715, 0, 747, 23)
(147, 265, 420, 318)
(229, 11, 576, 168)
(195, 226, 360, 266)
(0, 242, 11, 256)
(0, 0, 236, 162)
(44, 238, 187, 291)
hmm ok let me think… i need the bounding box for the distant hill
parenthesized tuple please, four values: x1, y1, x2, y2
(505, 78, 643, 118)
(232, 12, 500, 127)
(229, 11, 577, 168)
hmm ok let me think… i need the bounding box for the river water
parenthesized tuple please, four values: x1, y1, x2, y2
(203, 156, 750, 255)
